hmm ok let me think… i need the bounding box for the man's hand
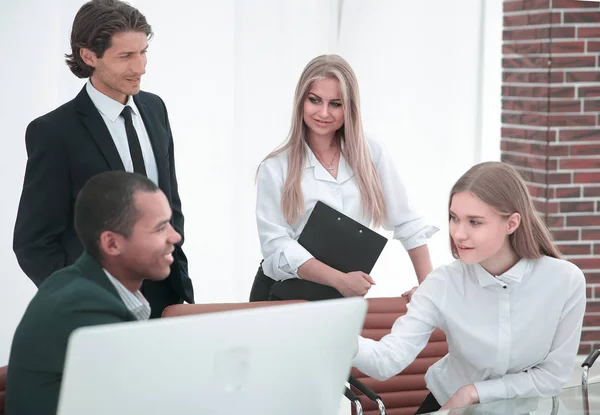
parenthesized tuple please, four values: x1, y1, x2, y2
(440, 384, 479, 410)
(401, 286, 418, 302)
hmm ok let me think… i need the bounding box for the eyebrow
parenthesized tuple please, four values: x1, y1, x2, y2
(449, 211, 485, 220)
(153, 219, 171, 230)
(307, 92, 341, 102)
(119, 47, 148, 56)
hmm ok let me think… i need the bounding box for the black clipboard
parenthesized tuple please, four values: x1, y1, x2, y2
(269, 201, 387, 301)
(298, 201, 388, 273)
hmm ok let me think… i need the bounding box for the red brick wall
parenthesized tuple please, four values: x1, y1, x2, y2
(502, 0, 600, 354)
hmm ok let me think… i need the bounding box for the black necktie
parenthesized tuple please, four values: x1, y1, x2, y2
(120, 106, 147, 176)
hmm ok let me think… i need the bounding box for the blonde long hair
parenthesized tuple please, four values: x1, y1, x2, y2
(262, 54, 385, 226)
(449, 162, 561, 259)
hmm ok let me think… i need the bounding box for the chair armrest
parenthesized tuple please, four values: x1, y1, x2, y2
(582, 349, 600, 386)
(344, 386, 363, 415)
(582, 349, 600, 369)
(349, 375, 386, 415)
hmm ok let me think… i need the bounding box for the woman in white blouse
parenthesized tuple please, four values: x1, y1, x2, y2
(354, 161, 586, 414)
(249, 54, 437, 301)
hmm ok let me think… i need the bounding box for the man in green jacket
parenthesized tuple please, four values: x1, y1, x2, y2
(6, 170, 182, 415)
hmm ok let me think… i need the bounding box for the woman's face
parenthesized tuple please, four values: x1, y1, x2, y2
(449, 191, 519, 269)
(302, 78, 345, 141)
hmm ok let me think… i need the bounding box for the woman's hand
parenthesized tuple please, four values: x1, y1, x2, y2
(440, 384, 479, 410)
(336, 271, 375, 297)
(401, 286, 418, 302)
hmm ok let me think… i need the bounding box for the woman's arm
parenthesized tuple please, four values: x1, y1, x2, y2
(298, 259, 374, 297)
(368, 138, 438, 283)
(407, 244, 433, 284)
(256, 160, 313, 281)
(354, 270, 444, 379)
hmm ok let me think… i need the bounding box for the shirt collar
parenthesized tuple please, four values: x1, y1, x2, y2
(303, 139, 354, 183)
(86, 79, 138, 122)
(471, 258, 532, 288)
(102, 269, 151, 321)
(303, 141, 318, 170)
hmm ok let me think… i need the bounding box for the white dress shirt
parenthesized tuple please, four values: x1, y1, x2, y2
(103, 270, 151, 321)
(86, 80, 159, 185)
(256, 136, 438, 281)
(353, 256, 586, 405)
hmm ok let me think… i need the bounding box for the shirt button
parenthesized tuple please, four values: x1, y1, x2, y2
(503, 286, 507, 289)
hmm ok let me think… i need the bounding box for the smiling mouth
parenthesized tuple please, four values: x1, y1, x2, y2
(457, 244, 474, 250)
(314, 119, 331, 124)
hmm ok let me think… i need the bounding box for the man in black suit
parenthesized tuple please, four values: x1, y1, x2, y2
(13, 0, 194, 317)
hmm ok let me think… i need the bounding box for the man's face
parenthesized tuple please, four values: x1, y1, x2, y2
(83, 31, 148, 104)
(115, 191, 180, 282)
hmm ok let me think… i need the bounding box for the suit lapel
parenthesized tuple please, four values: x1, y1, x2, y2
(75, 87, 125, 171)
(74, 253, 122, 302)
(134, 95, 168, 189)
(74, 254, 138, 321)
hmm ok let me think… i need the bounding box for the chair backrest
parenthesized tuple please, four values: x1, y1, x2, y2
(161, 300, 304, 318)
(0, 364, 7, 415)
(351, 297, 448, 415)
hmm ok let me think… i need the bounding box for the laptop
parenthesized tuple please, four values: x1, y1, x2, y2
(57, 297, 367, 415)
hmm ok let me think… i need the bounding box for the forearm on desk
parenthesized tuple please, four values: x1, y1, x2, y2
(407, 245, 433, 284)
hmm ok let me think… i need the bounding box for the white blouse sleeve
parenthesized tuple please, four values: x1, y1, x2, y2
(369, 138, 438, 250)
(473, 269, 586, 403)
(255, 159, 313, 281)
(353, 270, 445, 380)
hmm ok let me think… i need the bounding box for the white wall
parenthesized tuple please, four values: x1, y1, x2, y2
(0, 0, 502, 364)
(0, 0, 68, 367)
(330, 0, 503, 297)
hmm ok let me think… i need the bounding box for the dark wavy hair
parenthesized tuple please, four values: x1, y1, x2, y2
(65, 0, 153, 78)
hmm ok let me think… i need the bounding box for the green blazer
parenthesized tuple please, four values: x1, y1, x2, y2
(6, 253, 137, 415)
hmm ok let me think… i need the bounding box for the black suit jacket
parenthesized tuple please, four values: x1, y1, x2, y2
(13, 86, 194, 307)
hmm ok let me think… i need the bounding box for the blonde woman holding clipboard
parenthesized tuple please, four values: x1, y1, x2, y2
(250, 54, 437, 302)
